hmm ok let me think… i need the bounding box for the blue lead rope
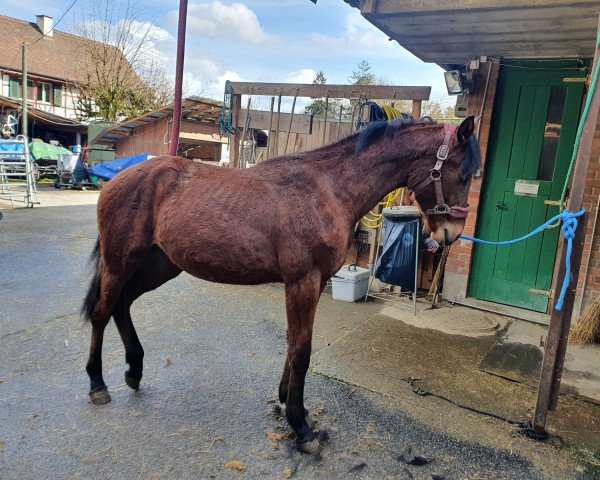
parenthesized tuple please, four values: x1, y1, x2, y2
(460, 209, 586, 311)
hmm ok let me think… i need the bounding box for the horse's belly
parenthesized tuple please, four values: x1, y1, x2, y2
(157, 229, 282, 285)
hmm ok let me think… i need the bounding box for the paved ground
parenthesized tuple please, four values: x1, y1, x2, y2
(0, 189, 599, 479)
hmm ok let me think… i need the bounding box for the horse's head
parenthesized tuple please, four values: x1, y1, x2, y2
(409, 116, 480, 246)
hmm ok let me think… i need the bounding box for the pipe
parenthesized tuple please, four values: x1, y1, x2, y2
(475, 59, 493, 140)
(169, 0, 188, 156)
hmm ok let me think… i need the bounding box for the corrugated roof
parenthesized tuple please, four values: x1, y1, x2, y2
(91, 97, 223, 145)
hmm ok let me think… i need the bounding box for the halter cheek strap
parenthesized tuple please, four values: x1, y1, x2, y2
(412, 125, 470, 219)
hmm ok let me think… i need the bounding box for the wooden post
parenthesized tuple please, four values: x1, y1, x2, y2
(336, 105, 343, 140)
(412, 100, 422, 119)
(266, 96, 275, 159)
(230, 93, 242, 168)
(533, 18, 600, 434)
(239, 97, 251, 168)
(274, 95, 282, 157)
(322, 94, 330, 144)
(284, 90, 298, 154)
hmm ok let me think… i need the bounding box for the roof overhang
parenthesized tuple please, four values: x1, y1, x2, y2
(0, 94, 87, 132)
(352, 0, 600, 66)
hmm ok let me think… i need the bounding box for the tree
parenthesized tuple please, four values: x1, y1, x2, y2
(72, 0, 174, 121)
(304, 71, 342, 119)
(348, 60, 375, 86)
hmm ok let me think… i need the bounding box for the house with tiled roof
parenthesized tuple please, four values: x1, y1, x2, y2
(0, 14, 101, 120)
(0, 13, 138, 150)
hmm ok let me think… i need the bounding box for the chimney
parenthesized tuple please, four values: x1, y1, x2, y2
(36, 15, 54, 37)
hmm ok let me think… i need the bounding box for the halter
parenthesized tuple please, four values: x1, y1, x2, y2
(412, 124, 470, 219)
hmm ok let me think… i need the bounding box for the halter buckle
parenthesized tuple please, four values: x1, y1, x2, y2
(436, 144, 449, 161)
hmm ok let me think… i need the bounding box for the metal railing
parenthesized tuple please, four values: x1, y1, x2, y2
(0, 136, 38, 208)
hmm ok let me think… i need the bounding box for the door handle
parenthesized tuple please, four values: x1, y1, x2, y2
(496, 201, 506, 211)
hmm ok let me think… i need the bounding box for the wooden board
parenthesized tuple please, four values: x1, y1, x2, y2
(228, 82, 431, 101)
(237, 110, 313, 134)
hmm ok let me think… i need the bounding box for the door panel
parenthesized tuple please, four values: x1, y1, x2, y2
(469, 62, 585, 312)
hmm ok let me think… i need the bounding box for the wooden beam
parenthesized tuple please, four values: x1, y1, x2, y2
(411, 100, 422, 119)
(228, 82, 431, 101)
(533, 15, 600, 435)
(230, 94, 241, 169)
(179, 132, 227, 144)
(237, 110, 313, 134)
(180, 121, 220, 135)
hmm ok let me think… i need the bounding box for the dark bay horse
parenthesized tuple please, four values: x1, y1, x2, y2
(82, 116, 480, 453)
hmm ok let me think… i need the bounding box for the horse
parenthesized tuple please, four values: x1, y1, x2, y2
(82, 115, 480, 454)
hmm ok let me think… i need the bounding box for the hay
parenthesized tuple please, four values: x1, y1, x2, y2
(569, 298, 600, 345)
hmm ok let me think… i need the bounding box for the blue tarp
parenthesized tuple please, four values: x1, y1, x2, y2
(88, 153, 152, 180)
(375, 218, 420, 292)
(0, 139, 26, 159)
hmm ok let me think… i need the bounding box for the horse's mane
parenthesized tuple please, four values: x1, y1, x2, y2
(355, 117, 480, 181)
(461, 135, 481, 181)
(354, 117, 434, 155)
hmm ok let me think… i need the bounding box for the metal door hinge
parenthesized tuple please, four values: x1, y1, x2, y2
(530, 288, 553, 298)
(563, 77, 587, 83)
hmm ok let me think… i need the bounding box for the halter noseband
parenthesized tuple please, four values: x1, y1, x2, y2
(412, 124, 470, 219)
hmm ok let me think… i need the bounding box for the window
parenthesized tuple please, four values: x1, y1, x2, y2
(37, 82, 51, 103)
(8, 76, 21, 99)
(537, 87, 567, 181)
(52, 85, 62, 107)
(26, 80, 34, 101)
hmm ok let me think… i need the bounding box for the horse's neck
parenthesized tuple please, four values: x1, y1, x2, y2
(323, 143, 415, 225)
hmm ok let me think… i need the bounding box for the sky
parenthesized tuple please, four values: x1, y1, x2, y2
(3, 0, 453, 111)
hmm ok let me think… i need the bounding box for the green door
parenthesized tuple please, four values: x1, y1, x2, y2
(469, 62, 586, 312)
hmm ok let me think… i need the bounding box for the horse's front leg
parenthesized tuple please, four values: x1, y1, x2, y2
(283, 272, 322, 454)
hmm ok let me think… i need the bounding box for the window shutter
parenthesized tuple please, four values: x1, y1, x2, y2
(53, 85, 63, 107)
(9, 77, 21, 99)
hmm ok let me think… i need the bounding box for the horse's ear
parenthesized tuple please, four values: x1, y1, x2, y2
(457, 115, 475, 145)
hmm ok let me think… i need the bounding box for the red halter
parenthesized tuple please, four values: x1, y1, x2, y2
(411, 124, 470, 219)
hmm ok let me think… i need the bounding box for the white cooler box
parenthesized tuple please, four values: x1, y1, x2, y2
(331, 264, 370, 302)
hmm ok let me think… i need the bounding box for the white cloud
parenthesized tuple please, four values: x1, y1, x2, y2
(309, 10, 403, 56)
(284, 68, 317, 84)
(172, 1, 282, 46)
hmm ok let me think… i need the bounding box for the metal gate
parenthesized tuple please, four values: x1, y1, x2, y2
(0, 136, 38, 208)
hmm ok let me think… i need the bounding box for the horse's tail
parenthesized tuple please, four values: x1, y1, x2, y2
(82, 237, 102, 322)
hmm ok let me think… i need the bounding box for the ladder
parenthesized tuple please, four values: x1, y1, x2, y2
(0, 136, 38, 208)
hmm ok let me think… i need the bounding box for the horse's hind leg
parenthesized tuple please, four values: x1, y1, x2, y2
(86, 271, 127, 405)
(113, 246, 182, 391)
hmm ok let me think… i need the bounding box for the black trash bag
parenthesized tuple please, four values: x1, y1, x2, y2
(374, 218, 419, 291)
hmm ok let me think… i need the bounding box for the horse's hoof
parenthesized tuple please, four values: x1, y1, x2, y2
(124, 371, 141, 390)
(297, 439, 322, 455)
(89, 388, 111, 405)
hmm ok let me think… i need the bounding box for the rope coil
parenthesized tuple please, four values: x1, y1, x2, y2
(460, 209, 585, 311)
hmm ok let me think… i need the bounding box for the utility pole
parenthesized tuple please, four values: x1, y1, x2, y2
(21, 42, 28, 138)
(169, 0, 188, 156)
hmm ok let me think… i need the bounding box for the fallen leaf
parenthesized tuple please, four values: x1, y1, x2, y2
(312, 405, 325, 417)
(224, 460, 247, 472)
(267, 430, 284, 449)
(164, 357, 173, 367)
(82, 457, 100, 465)
(284, 467, 293, 478)
(0, 440, 5, 451)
